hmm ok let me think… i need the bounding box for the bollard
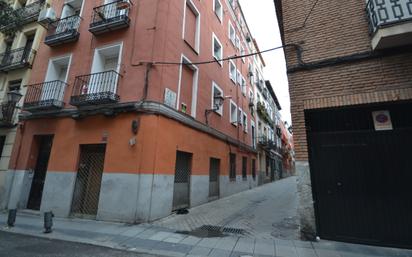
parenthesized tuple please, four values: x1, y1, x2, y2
(7, 209, 17, 227)
(43, 211, 54, 233)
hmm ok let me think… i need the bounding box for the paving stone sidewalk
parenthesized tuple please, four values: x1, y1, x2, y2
(1, 212, 412, 257)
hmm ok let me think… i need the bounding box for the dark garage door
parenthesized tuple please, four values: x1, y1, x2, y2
(306, 101, 412, 248)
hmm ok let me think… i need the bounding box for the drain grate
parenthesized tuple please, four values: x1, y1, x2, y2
(199, 225, 245, 235)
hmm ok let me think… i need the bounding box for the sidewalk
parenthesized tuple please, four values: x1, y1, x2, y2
(1, 212, 411, 257)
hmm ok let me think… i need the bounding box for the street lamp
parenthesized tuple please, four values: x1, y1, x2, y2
(7, 90, 23, 104)
(205, 93, 228, 125)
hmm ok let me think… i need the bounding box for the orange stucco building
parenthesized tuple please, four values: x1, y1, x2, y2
(4, 0, 278, 222)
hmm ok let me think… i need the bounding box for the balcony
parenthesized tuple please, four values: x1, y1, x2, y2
(0, 0, 44, 33)
(366, 0, 412, 50)
(0, 47, 36, 72)
(0, 102, 17, 128)
(70, 70, 120, 107)
(89, 0, 131, 35)
(24, 80, 67, 112)
(44, 15, 81, 47)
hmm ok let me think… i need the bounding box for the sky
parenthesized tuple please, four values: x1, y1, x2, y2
(239, 0, 291, 124)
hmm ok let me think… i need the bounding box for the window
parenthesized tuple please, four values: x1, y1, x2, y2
(242, 156, 247, 180)
(229, 60, 236, 83)
(178, 55, 199, 117)
(235, 35, 240, 50)
(238, 107, 243, 126)
(212, 34, 223, 66)
(213, 0, 223, 22)
(251, 159, 256, 180)
(229, 153, 236, 180)
(237, 70, 242, 86)
(230, 100, 237, 125)
(240, 44, 245, 63)
(183, 0, 200, 53)
(8, 80, 22, 91)
(0, 136, 6, 159)
(243, 113, 248, 133)
(241, 76, 246, 96)
(211, 82, 223, 115)
(251, 121, 256, 148)
(228, 21, 236, 46)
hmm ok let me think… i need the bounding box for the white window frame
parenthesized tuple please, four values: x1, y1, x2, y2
(176, 54, 199, 118)
(212, 33, 223, 66)
(240, 44, 245, 63)
(237, 69, 241, 86)
(243, 112, 248, 133)
(213, 0, 223, 22)
(211, 81, 223, 116)
(229, 60, 236, 83)
(230, 100, 238, 126)
(228, 20, 236, 46)
(238, 107, 243, 126)
(241, 76, 246, 96)
(182, 0, 201, 54)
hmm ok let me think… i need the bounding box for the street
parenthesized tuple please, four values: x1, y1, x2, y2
(153, 176, 299, 240)
(0, 231, 162, 257)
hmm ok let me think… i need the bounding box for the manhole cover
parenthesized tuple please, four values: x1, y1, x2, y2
(177, 225, 246, 238)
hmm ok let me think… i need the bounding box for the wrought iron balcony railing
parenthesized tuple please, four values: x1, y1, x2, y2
(24, 80, 67, 111)
(0, 102, 17, 127)
(89, 0, 131, 35)
(0, 0, 44, 33)
(0, 47, 36, 72)
(366, 0, 412, 34)
(70, 70, 121, 106)
(44, 15, 81, 46)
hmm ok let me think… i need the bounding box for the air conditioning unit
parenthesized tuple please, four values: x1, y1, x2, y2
(38, 8, 56, 26)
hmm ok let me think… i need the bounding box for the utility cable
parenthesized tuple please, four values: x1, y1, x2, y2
(151, 45, 287, 66)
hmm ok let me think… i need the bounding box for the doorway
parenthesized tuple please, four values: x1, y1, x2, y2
(71, 144, 106, 218)
(27, 135, 54, 210)
(208, 158, 220, 200)
(172, 151, 192, 210)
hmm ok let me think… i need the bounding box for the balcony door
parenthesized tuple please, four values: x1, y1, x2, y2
(103, 0, 126, 19)
(42, 55, 71, 102)
(88, 44, 122, 94)
(57, 0, 83, 33)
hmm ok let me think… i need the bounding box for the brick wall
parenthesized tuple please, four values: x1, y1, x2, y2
(278, 0, 412, 160)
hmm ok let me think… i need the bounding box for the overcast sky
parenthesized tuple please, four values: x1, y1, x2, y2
(239, 0, 291, 124)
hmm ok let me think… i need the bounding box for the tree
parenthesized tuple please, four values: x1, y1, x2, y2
(0, 0, 24, 39)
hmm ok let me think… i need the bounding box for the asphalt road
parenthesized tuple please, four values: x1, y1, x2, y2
(0, 231, 162, 257)
(153, 176, 299, 240)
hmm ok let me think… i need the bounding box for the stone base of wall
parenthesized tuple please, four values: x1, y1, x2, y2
(296, 161, 316, 240)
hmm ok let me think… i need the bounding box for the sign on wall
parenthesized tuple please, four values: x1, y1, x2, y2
(372, 110, 393, 131)
(164, 88, 177, 108)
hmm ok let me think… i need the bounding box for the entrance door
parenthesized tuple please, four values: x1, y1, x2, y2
(172, 151, 192, 210)
(71, 144, 106, 218)
(209, 158, 220, 200)
(27, 135, 54, 210)
(307, 102, 412, 248)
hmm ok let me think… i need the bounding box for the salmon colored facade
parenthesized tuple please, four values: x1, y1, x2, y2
(3, 0, 276, 222)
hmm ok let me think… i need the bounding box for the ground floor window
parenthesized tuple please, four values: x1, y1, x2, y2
(229, 153, 236, 181)
(242, 156, 247, 180)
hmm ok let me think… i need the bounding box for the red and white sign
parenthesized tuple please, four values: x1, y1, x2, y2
(372, 110, 393, 131)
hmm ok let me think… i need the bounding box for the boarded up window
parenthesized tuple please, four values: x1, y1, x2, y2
(184, 3, 198, 50)
(180, 64, 195, 114)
